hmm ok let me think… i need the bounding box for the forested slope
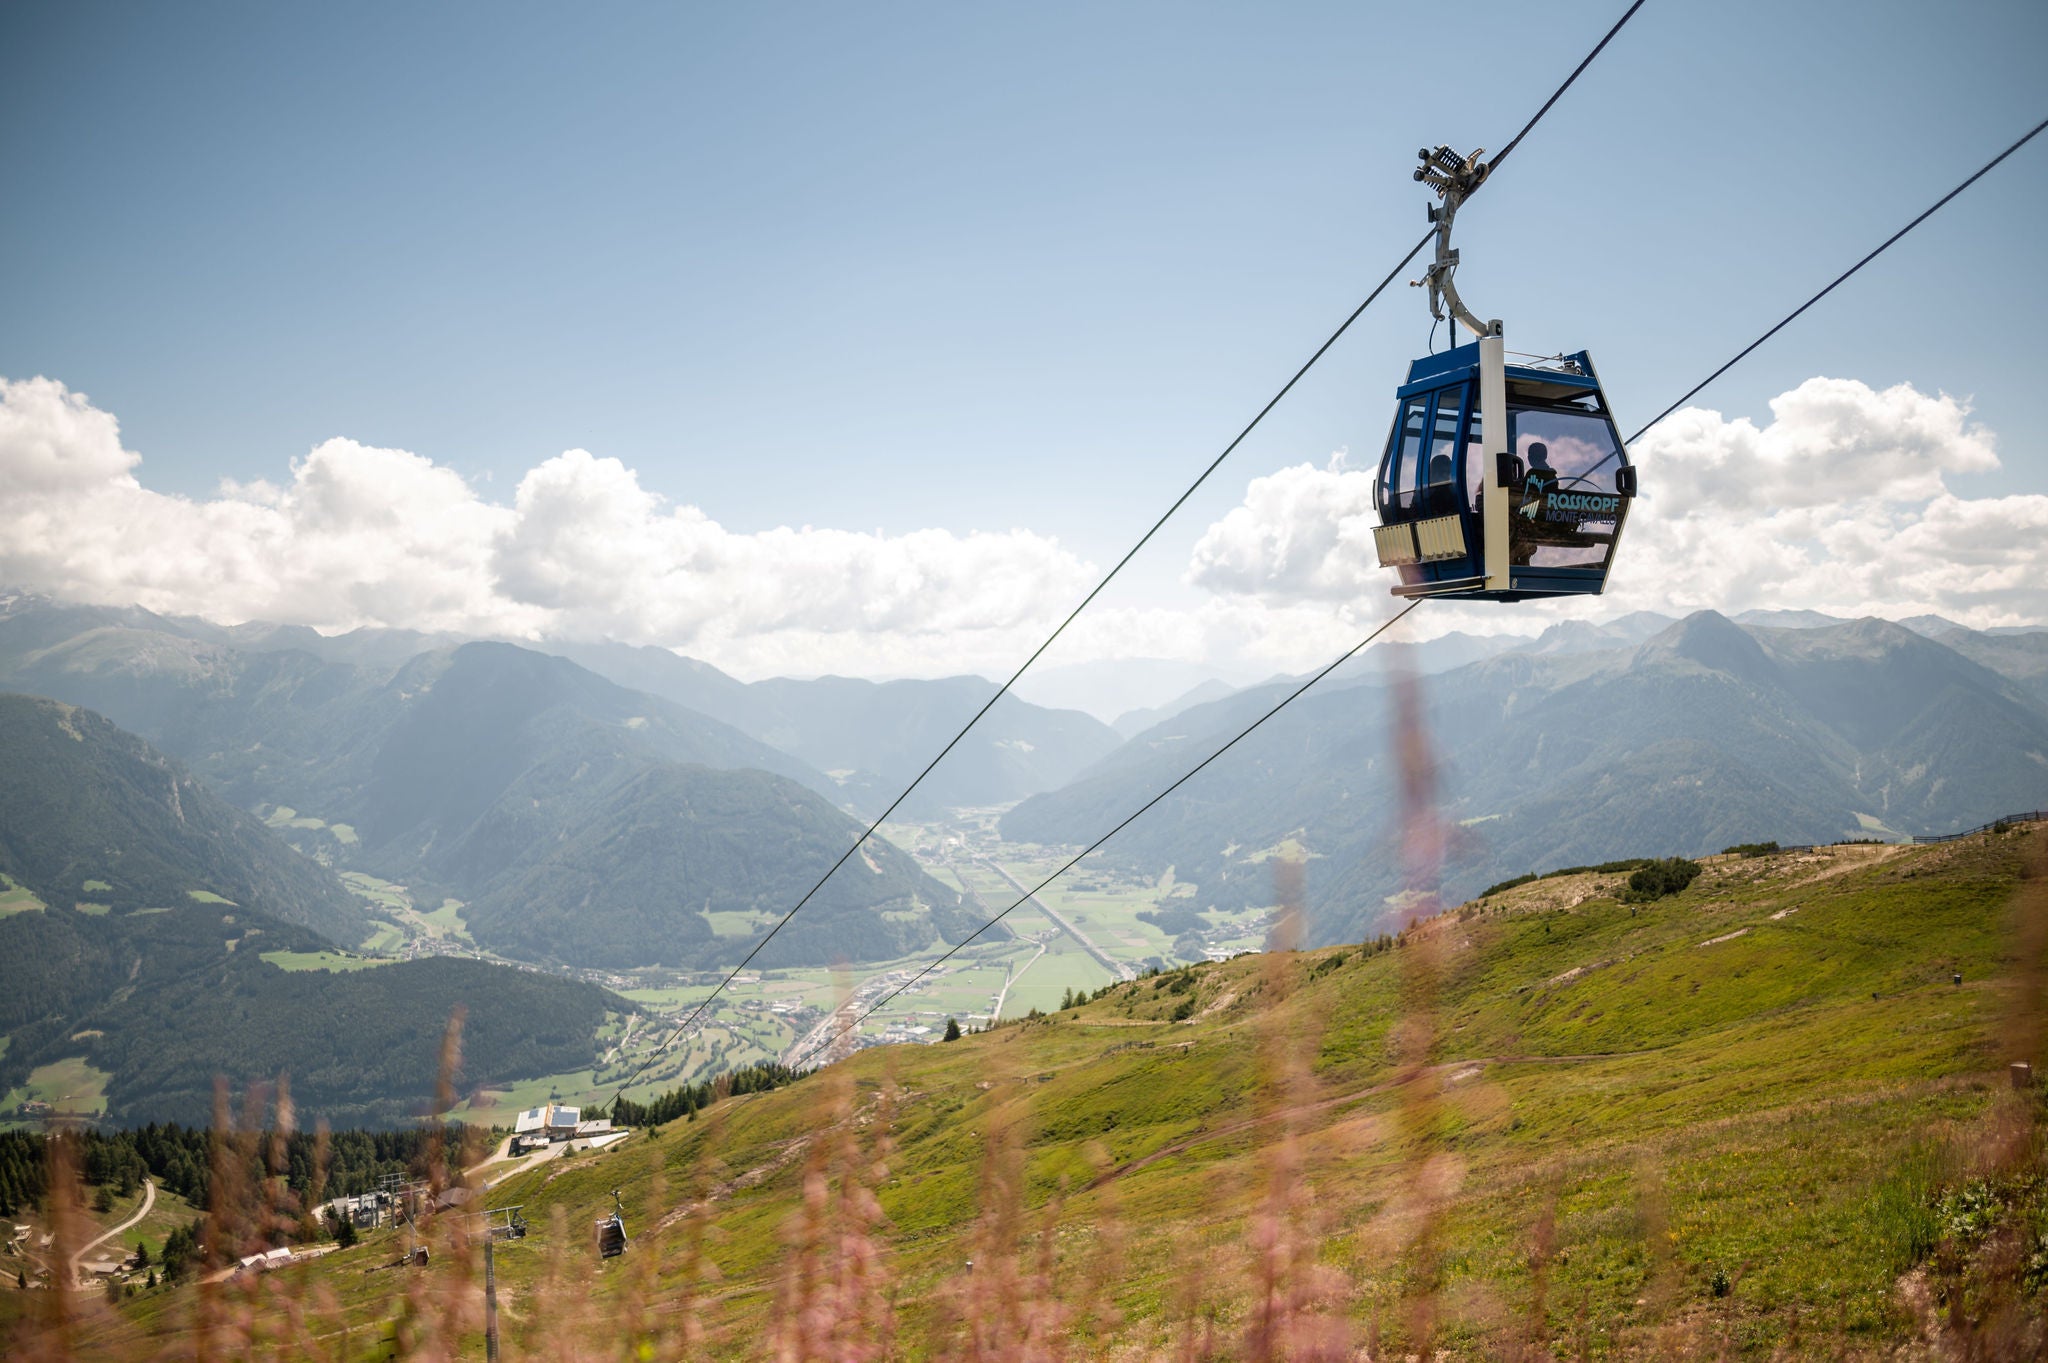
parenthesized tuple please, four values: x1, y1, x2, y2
(0, 692, 367, 943)
(0, 898, 628, 1127)
(467, 763, 978, 967)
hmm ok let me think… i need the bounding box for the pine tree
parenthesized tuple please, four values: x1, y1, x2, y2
(943, 1016, 962, 1042)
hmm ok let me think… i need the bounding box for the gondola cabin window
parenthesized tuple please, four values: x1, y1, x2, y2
(1389, 399, 1428, 513)
(1507, 404, 1626, 570)
(1425, 389, 1465, 515)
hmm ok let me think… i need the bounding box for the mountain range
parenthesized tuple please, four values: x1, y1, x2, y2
(546, 640, 1122, 816)
(1002, 610, 2048, 947)
(5, 589, 2045, 970)
(0, 597, 972, 969)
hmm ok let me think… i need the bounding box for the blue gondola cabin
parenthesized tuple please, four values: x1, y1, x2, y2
(1371, 330, 1636, 601)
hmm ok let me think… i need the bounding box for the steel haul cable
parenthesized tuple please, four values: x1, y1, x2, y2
(605, 0, 1651, 1114)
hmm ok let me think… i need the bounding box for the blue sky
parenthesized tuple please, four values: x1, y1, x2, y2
(2, 1, 2044, 682)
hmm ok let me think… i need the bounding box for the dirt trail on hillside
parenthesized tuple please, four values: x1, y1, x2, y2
(1780, 842, 1905, 888)
(69, 1178, 155, 1280)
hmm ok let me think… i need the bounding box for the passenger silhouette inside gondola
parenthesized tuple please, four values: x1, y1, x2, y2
(1518, 441, 1556, 520)
(1426, 450, 1456, 514)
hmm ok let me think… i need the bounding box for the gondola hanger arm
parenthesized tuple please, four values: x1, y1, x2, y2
(1410, 145, 1501, 340)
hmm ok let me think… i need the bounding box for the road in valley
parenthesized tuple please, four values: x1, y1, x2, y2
(989, 942, 1047, 1022)
(978, 858, 1136, 982)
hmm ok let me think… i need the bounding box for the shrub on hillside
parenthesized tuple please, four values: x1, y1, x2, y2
(1623, 858, 1701, 903)
(1723, 841, 1780, 858)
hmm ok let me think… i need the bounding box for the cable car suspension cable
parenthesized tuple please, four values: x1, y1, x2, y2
(605, 0, 1652, 1114)
(600, 232, 1435, 1113)
(1412, 0, 1649, 338)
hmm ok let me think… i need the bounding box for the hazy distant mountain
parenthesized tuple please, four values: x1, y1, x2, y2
(542, 639, 757, 724)
(205, 620, 474, 674)
(745, 674, 1120, 816)
(546, 640, 1122, 815)
(1009, 658, 1251, 725)
(1730, 608, 1850, 631)
(1933, 631, 2048, 709)
(1513, 611, 1677, 655)
(0, 591, 467, 679)
(0, 692, 368, 943)
(1727, 608, 2046, 642)
(1112, 679, 1239, 740)
(347, 642, 832, 887)
(1002, 612, 2048, 950)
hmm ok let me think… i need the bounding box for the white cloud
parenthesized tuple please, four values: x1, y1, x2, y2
(2, 373, 2038, 685)
(492, 448, 1089, 655)
(1185, 462, 1380, 603)
(1643, 377, 1998, 513)
(0, 376, 1096, 676)
(1611, 378, 2042, 626)
(1186, 377, 2047, 633)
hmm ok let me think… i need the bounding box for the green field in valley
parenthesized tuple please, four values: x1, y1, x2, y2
(419, 898, 468, 936)
(999, 935, 1115, 1017)
(2, 1055, 113, 1120)
(335, 872, 478, 956)
(258, 949, 393, 973)
(262, 804, 359, 845)
(338, 872, 408, 912)
(0, 874, 47, 916)
(359, 920, 405, 953)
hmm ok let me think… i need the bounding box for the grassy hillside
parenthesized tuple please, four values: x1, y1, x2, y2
(46, 822, 2048, 1358)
